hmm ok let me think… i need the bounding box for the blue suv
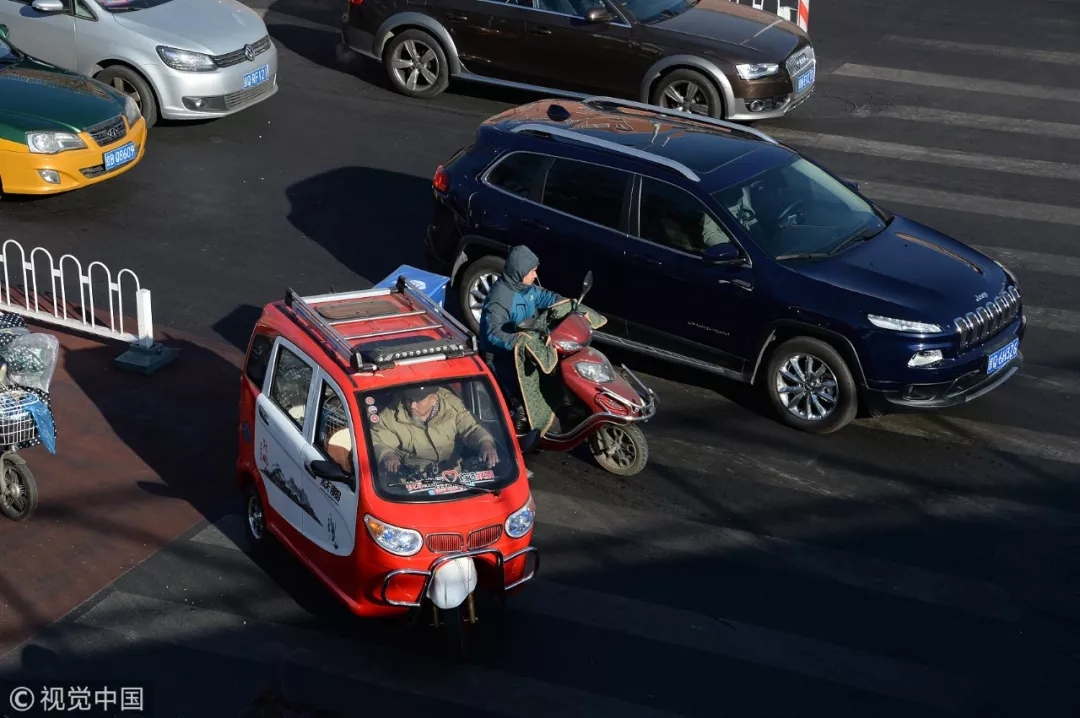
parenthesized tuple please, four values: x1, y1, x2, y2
(425, 96, 1026, 434)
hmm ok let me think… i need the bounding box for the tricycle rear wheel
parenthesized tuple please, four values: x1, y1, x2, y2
(441, 604, 470, 659)
(0, 453, 37, 521)
(589, 425, 649, 477)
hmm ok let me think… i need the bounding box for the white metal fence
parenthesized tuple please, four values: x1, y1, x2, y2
(730, 0, 809, 31)
(0, 238, 155, 349)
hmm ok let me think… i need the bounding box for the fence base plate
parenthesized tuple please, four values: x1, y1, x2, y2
(114, 342, 178, 375)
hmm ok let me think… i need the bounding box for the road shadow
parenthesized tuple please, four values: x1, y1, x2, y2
(285, 166, 430, 285)
(265, 19, 559, 107)
(62, 336, 241, 523)
(213, 304, 265, 353)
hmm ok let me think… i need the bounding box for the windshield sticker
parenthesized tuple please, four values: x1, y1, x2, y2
(398, 469, 496, 495)
(365, 396, 375, 405)
(367, 405, 377, 414)
(369, 414, 379, 423)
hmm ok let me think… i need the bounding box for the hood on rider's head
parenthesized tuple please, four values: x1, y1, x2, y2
(500, 245, 540, 294)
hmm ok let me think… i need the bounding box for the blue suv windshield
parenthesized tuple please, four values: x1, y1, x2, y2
(711, 156, 887, 260)
(612, 0, 698, 24)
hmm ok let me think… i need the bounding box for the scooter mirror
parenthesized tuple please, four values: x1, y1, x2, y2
(517, 316, 537, 331)
(517, 427, 541, 453)
(576, 270, 594, 307)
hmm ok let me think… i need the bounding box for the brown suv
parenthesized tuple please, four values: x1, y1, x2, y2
(337, 0, 816, 122)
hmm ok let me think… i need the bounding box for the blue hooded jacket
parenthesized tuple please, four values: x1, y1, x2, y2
(479, 246, 562, 354)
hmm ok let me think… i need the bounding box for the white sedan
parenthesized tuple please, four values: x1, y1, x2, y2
(0, 0, 278, 126)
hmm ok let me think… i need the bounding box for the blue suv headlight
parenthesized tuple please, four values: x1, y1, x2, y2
(867, 314, 943, 334)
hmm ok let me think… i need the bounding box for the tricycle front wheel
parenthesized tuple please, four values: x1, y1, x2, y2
(589, 425, 649, 477)
(0, 453, 37, 521)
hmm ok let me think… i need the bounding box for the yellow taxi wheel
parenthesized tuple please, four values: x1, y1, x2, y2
(95, 66, 158, 128)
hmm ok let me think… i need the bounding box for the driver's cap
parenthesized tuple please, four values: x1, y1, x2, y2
(403, 385, 436, 403)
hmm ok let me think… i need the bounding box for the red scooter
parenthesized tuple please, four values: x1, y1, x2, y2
(513, 271, 656, 477)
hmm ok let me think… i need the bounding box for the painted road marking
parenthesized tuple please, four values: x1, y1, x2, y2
(974, 246, 1080, 279)
(192, 490, 1025, 623)
(863, 414, 1080, 467)
(766, 128, 1080, 181)
(832, 64, 1080, 103)
(74, 591, 685, 718)
(882, 35, 1080, 66)
(514, 581, 970, 712)
(828, 105, 1080, 141)
(852, 181, 1080, 227)
(530, 490, 1025, 623)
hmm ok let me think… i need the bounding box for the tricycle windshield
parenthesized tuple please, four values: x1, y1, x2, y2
(357, 376, 521, 502)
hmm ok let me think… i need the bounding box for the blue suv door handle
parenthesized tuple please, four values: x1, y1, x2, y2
(631, 253, 662, 266)
(522, 218, 549, 231)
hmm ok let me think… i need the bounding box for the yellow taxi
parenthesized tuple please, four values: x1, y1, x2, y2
(0, 24, 146, 196)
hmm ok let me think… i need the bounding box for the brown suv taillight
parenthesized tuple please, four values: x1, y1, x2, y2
(348, 0, 363, 5)
(432, 164, 449, 193)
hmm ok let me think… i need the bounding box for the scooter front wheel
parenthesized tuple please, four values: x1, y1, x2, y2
(589, 425, 649, 477)
(0, 454, 37, 521)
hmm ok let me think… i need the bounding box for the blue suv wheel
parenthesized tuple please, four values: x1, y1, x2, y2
(764, 337, 858, 434)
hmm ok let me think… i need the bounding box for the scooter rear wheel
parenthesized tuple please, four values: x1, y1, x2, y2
(589, 425, 649, 477)
(0, 455, 37, 521)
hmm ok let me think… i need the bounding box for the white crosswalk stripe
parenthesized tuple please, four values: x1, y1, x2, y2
(881, 35, 1080, 66)
(766, 128, 1080, 180)
(851, 181, 1080, 226)
(843, 105, 1080, 140)
(974, 246, 1080, 279)
(831, 64, 1080, 103)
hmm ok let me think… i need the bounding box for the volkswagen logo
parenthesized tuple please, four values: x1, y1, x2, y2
(243, 44, 255, 62)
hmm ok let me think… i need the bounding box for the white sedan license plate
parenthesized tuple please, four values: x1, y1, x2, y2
(243, 64, 270, 90)
(986, 338, 1019, 375)
(796, 65, 815, 93)
(103, 141, 137, 172)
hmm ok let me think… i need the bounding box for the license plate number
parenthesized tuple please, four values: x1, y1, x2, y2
(987, 338, 1019, 375)
(796, 65, 815, 93)
(103, 141, 137, 172)
(243, 64, 270, 89)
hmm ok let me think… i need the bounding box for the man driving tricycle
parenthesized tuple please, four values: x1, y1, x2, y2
(236, 278, 540, 657)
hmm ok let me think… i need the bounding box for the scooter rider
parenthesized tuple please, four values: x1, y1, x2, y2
(478, 246, 565, 432)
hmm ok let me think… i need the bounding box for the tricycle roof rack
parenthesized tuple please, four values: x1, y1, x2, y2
(282, 276, 478, 374)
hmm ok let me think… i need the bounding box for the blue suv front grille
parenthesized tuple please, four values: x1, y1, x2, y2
(954, 285, 1021, 350)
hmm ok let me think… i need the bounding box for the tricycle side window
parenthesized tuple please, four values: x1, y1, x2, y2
(267, 343, 316, 432)
(245, 332, 274, 391)
(312, 377, 356, 487)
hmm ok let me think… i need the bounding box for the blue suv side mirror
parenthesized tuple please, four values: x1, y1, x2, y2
(842, 179, 860, 191)
(0, 24, 8, 41)
(702, 243, 743, 265)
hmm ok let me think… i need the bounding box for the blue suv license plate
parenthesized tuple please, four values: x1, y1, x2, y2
(796, 66, 815, 93)
(986, 338, 1019, 375)
(243, 64, 270, 89)
(103, 141, 137, 172)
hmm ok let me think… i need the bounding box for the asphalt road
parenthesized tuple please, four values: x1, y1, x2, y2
(3, 0, 1080, 715)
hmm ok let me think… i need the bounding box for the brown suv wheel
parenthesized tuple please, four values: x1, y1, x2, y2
(649, 68, 724, 119)
(383, 29, 451, 99)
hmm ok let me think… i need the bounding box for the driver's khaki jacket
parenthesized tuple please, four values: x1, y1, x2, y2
(369, 387, 494, 469)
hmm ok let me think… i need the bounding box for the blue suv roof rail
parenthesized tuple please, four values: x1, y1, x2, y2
(580, 96, 780, 146)
(508, 122, 701, 182)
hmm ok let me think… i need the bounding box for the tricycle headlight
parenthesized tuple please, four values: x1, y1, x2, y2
(505, 495, 536, 539)
(364, 514, 422, 556)
(555, 339, 584, 352)
(867, 314, 943, 334)
(123, 95, 141, 126)
(156, 45, 216, 72)
(736, 62, 780, 80)
(574, 359, 615, 383)
(26, 131, 86, 154)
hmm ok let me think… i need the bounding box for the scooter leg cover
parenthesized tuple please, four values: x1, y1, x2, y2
(513, 301, 608, 436)
(427, 557, 478, 610)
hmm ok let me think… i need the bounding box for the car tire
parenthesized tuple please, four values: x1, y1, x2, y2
(765, 337, 858, 434)
(383, 29, 450, 100)
(649, 68, 724, 119)
(243, 483, 274, 555)
(95, 65, 159, 128)
(457, 255, 505, 334)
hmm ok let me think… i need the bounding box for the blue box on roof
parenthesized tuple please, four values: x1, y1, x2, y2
(374, 265, 450, 308)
